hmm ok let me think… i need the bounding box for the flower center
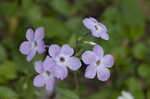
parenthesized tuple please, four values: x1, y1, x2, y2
(60, 57, 65, 63)
(46, 71, 50, 76)
(95, 25, 99, 30)
(33, 42, 37, 47)
(96, 60, 101, 66)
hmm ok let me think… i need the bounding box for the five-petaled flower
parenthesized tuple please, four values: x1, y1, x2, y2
(83, 17, 109, 40)
(33, 56, 65, 91)
(19, 27, 45, 61)
(82, 45, 114, 81)
(48, 44, 82, 80)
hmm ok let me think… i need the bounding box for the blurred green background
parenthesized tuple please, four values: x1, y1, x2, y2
(0, 0, 150, 99)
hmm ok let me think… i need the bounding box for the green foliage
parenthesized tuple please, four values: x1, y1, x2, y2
(35, 17, 69, 39)
(126, 77, 144, 99)
(132, 43, 148, 60)
(50, 0, 71, 16)
(0, 0, 149, 98)
(0, 45, 7, 62)
(0, 61, 17, 83)
(57, 87, 79, 99)
(0, 86, 18, 99)
(138, 64, 150, 79)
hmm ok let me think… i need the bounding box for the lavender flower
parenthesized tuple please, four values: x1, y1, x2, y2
(83, 17, 109, 40)
(48, 44, 82, 79)
(19, 27, 45, 61)
(33, 56, 65, 91)
(82, 45, 114, 81)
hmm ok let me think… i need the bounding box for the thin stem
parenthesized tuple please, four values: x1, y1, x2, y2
(74, 32, 90, 92)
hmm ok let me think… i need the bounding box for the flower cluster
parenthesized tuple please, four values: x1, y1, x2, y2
(19, 17, 114, 91)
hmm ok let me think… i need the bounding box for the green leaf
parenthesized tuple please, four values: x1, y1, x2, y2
(126, 77, 144, 99)
(132, 43, 148, 60)
(50, 0, 71, 16)
(138, 64, 150, 78)
(0, 45, 7, 62)
(0, 61, 17, 83)
(147, 90, 150, 99)
(0, 86, 18, 99)
(35, 17, 69, 40)
(120, 0, 145, 27)
(57, 87, 79, 99)
(65, 17, 83, 33)
(88, 89, 119, 99)
(0, 2, 17, 16)
(88, 90, 111, 99)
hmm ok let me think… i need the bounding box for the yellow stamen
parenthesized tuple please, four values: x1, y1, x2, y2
(95, 25, 99, 30)
(33, 42, 37, 47)
(96, 60, 101, 66)
(46, 71, 50, 76)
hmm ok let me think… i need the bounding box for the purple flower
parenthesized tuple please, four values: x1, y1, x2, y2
(82, 45, 114, 81)
(19, 27, 45, 61)
(83, 17, 109, 40)
(48, 44, 82, 79)
(33, 56, 65, 91)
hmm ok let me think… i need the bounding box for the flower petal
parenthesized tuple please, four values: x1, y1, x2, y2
(43, 56, 55, 71)
(34, 61, 43, 73)
(89, 17, 98, 23)
(53, 65, 68, 80)
(118, 96, 124, 99)
(98, 23, 107, 32)
(45, 77, 55, 92)
(91, 29, 101, 38)
(49, 44, 60, 57)
(34, 27, 44, 41)
(97, 67, 110, 81)
(61, 44, 74, 56)
(67, 56, 81, 71)
(27, 49, 36, 62)
(93, 45, 104, 60)
(26, 28, 34, 41)
(82, 51, 96, 65)
(84, 65, 97, 79)
(37, 40, 45, 54)
(122, 91, 134, 99)
(83, 18, 95, 30)
(33, 74, 45, 87)
(19, 41, 31, 55)
(100, 32, 109, 40)
(102, 54, 114, 68)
